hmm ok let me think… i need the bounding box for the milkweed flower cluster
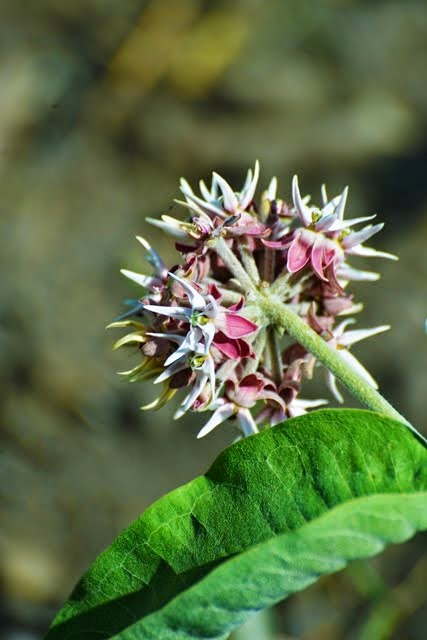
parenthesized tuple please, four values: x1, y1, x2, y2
(111, 162, 396, 439)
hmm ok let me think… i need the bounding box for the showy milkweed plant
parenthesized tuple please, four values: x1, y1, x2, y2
(111, 161, 417, 440)
(45, 164, 427, 640)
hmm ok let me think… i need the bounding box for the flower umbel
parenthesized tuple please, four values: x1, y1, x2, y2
(112, 165, 396, 439)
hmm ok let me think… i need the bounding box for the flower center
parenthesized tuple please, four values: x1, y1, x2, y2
(191, 354, 207, 369)
(191, 312, 210, 326)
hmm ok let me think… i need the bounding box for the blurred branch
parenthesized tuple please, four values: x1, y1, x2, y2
(231, 607, 278, 640)
(356, 557, 427, 640)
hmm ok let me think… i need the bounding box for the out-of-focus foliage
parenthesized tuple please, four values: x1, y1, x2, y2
(0, 1, 426, 638)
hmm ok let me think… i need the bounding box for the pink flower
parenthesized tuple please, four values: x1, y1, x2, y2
(197, 371, 325, 438)
(180, 161, 260, 219)
(197, 373, 270, 438)
(196, 398, 258, 439)
(211, 331, 253, 360)
(256, 391, 327, 425)
(151, 161, 270, 242)
(265, 176, 397, 284)
(113, 163, 399, 442)
(256, 360, 327, 426)
(142, 273, 258, 414)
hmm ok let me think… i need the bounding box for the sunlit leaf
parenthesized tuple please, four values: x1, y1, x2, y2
(45, 409, 427, 640)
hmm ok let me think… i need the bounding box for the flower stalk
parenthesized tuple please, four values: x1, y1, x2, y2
(209, 236, 257, 295)
(266, 327, 282, 386)
(258, 294, 408, 423)
(238, 240, 261, 285)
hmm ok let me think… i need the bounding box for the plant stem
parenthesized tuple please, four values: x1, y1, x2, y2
(266, 327, 282, 386)
(210, 236, 257, 294)
(243, 330, 267, 376)
(238, 241, 261, 284)
(258, 292, 427, 446)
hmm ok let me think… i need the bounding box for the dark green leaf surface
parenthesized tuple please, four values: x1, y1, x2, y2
(45, 410, 427, 640)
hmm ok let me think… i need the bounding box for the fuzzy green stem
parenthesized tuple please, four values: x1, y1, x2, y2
(258, 292, 427, 446)
(210, 236, 257, 294)
(266, 327, 282, 386)
(243, 330, 267, 376)
(238, 241, 261, 285)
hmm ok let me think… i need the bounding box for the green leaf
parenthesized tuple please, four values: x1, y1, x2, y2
(45, 409, 427, 640)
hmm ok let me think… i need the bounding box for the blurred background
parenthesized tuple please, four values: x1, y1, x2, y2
(0, 0, 426, 638)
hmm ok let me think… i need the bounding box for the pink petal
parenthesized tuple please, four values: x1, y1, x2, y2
(219, 312, 258, 338)
(307, 304, 326, 334)
(323, 244, 338, 267)
(213, 334, 241, 359)
(287, 232, 313, 273)
(208, 283, 222, 300)
(236, 338, 254, 359)
(229, 375, 263, 408)
(225, 212, 269, 238)
(194, 214, 214, 235)
(311, 236, 327, 281)
(323, 263, 346, 294)
(242, 221, 270, 237)
(262, 239, 286, 249)
(259, 390, 287, 413)
(228, 298, 244, 312)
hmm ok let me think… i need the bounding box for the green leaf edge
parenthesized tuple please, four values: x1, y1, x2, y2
(115, 492, 427, 640)
(45, 409, 427, 640)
